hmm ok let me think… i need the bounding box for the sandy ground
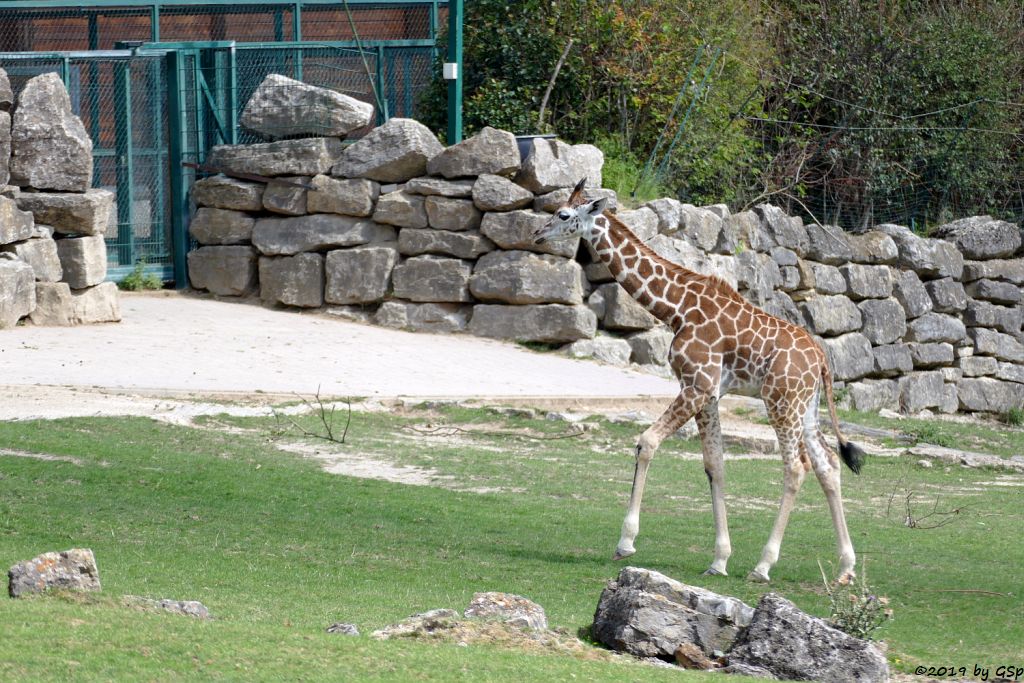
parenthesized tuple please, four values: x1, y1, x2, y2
(0, 291, 678, 421)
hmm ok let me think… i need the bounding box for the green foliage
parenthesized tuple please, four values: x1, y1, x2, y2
(117, 260, 163, 291)
(1002, 407, 1024, 427)
(593, 134, 667, 206)
(820, 562, 893, 640)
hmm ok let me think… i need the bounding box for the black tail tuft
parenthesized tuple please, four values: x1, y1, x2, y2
(839, 441, 866, 475)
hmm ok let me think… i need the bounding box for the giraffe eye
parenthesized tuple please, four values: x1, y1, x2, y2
(557, 211, 571, 220)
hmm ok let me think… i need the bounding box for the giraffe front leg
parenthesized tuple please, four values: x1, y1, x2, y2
(614, 388, 708, 561)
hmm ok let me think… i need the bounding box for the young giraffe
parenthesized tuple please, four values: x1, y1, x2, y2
(532, 179, 865, 582)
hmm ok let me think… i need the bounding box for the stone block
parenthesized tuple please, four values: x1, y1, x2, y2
(857, 297, 906, 345)
(10, 73, 92, 192)
(0, 110, 9, 186)
(810, 262, 846, 295)
(472, 174, 533, 211)
(615, 207, 658, 243)
(932, 215, 1021, 259)
(876, 223, 963, 280)
(55, 235, 106, 289)
(940, 366, 963, 383)
(391, 255, 472, 303)
(70, 281, 120, 324)
(678, 205, 724, 252)
(533, 187, 617, 213)
(515, 138, 601, 192)
(965, 278, 1021, 305)
(804, 222, 853, 264)
(8, 548, 100, 598)
(908, 342, 954, 368)
(962, 259, 1024, 284)
(261, 176, 308, 215)
(469, 250, 583, 305)
(373, 190, 429, 229)
(734, 251, 782, 307)
(957, 355, 998, 377)
(189, 175, 263, 211)
(995, 361, 1024, 384)
(778, 265, 800, 292)
(404, 177, 475, 198)
(722, 210, 773, 253)
(754, 204, 807, 255)
(324, 245, 398, 305)
(957, 377, 1024, 413)
(872, 343, 913, 377)
(846, 231, 898, 264)
(425, 196, 482, 232)
(626, 327, 673, 365)
(800, 295, 862, 336)
(764, 290, 803, 326)
(899, 371, 945, 412)
(240, 73, 373, 138)
(597, 282, 658, 331)
(0, 258, 35, 328)
(938, 383, 959, 414)
(905, 312, 966, 344)
(968, 327, 1024, 362)
(252, 214, 395, 255)
(924, 277, 967, 313)
(398, 228, 495, 259)
(207, 137, 343, 177)
(259, 253, 324, 308)
(0, 194, 35, 245)
(644, 197, 682, 235)
(820, 332, 874, 381)
(480, 209, 579, 259)
(845, 379, 899, 412)
(770, 246, 798, 267)
(565, 336, 633, 366)
(427, 126, 520, 179)
(468, 304, 596, 343)
(188, 245, 258, 296)
(14, 188, 114, 236)
(891, 268, 933, 318)
(373, 300, 470, 334)
(1, 236, 62, 281)
(306, 175, 379, 217)
(963, 299, 1021, 334)
(188, 207, 255, 245)
(29, 281, 72, 326)
(333, 118, 444, 182)
(840, 263, 893, 299)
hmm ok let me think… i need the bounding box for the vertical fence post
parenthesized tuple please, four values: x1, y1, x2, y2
(113, 59, 135, 268)
(445, 0, 462, 143)
(166, 50, 190, 289)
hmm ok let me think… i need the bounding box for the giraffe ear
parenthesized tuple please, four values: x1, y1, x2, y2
(586, 197, 608, 216)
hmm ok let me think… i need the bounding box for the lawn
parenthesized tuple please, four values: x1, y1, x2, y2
(1, 403, 1021, 680)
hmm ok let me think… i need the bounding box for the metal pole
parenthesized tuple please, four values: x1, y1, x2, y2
(114, 59, 135, 268)
(166, 50, 190, 289)
(445, 0, 462, 143)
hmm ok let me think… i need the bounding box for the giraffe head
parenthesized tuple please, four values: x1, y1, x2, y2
(532, 177, 609, 245)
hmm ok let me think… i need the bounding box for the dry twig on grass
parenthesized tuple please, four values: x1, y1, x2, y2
(271, 387, 352, 445)
(885, 474, 969, 530)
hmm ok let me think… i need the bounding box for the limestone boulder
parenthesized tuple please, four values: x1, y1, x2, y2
(8, 548, 100, 598)
(333, 118, 443, 182)
(857, 297, 906, 345)
(252, 214, 394, 255)
(14, 189, 114, 236)
(625, 327, 673, 366)
(820, 332, 874, 381)
(0, 195, 35, 245)
(872, 343, 914, 378)
(924, 277, 967, 314)
(592, 566, 755, 660)
(645, 197, 683, 235)
(464, 592, 548, 631)
(892, 269, 933, 318)
(876, 223, 963, 280)
(1, 236, 62, 282)
(324, 245, 398, 305)
(261, 176, 308, 216)
(0, 258, 35, 328)
(469, 250, 584, 305)
(373, 301, 471, 334)
(480, 209, 579, 259)
(241, 73, 373, 138)
(646, 235, 738, 291)
(846, 231, 898, 265)
(839, 263, 892, 300)
(472, 174, 533, 211)
(373, 191, 428, 229)
(965, 278, 1021, 306)
(957, 377, 1024, 413)
(534, 187, 617, 213)
(899, 371, 944, 412)
(755, 204, 808, 256)
(10, 73, 92, 192)
(404, 177, 475, 198)
(963, 300, 1021, 335)
(596, 283, 658, 331)
(962, 259, 1024, 284)
(932, 215, 1022, 260)
(468, 304, 596, 343)
(728, 592, 889, 683)
(259, 253, 324, 308)
(957, 355, 998, 377)
(187, 245, 258, 296)
(55, 235, 107, 289)
(616, 207, 659, 243)
(189, 208, 255, 245)
(516, 138, 602, 193)
(995, 361, 1024, 384)
(735, 251, 782, 307)
(804, 222, 854, 265)
(0, 110, 10, 187)
(306, 175, 378, 217)
(908, 342, 954, 368)
(207, 137, 343, 177)
(391, 255, 472, 303)
(70, 281, 121, 324)
(189, 175, 263, 211)
(810, 262, 846, 295)
(398, 228, 495, 259)
(721, 210, 773, 253)
(425, 196, 482, 232)
(800, 295, 862, 336)
(427, 126, 520, 179)
(905, 312, 966, 344)
(675, 204, 723, 252)
(0, 68, 11, 111)
(566, 336, 633, 366)
(29, 281, 72, 326)
(969, 327, 1024, 363)
(844, 379, 899, 412)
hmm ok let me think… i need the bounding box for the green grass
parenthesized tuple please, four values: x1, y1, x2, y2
(840, 409, 1024, 457)
(1, 407, 1022, 680)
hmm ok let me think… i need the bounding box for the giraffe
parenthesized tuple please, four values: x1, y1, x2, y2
(531, 178, 866, 582)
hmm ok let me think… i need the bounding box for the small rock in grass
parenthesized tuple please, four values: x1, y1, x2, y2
(124, 595, 211, 619)
(326, 622, 360, 636)
(8, 548, 100, 597)
(464, 591, 548, 631)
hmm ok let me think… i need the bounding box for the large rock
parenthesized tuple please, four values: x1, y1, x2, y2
(924, 277, 967, 313)
(0, 258, 35, 327)
(534, 187, 617, 213)
(333, 118, 443, 182)
(800, 295, 862, 336)
(516, 138, 603, 193)
(844, 379, 899, 412)
(1, 236, 62, 282)
(846, 231, 898, 265)
(965, 278, 1021, 306)
(968, 327, 1024, 363)
(728, 592, 889, 683)
(872, 343, 914, 377)
(0, 110, 10, 187)
(13, 189, 114, 236)
(391, 255, 472, 303)
(734, 251, 782, 307)
(307, 175, 378, 217)
(857, 298, 906, 345)
(324, 245, 398, 305)
(259, 253, 324, 308)
(899, 371, 944, 412)
(644, 197, 682, 235)
(404, 177, 475, 198)
(809, 263, 846, 295)
(616, 207, 659, 243)
(9, 73, 92, 192)
(820, 332, 874, 381)
(398, 228, 495, 259)
(804, 222, 853, 265)
(957, 377, 1024, 413)
(961, 259, 1024, 284)
(566, 336, 633, 366)
(0, 195, 35, 245)
(891, 269, 933, 318)
(932, 215, 1021, 260)
(207, 137, 343, 178)
(469, 250, 583, 305)
(427, 126, 520, 179)
(8, 548, 101, 598)
(188, 208, 255, 245)
(876, 223, 963, 280)
(373, 301, 470, 334)
(678, 204, 723, 252)
(722, 210, 773, 253)
(252, 214, 394, 255)
(240, 73, 373, 138)
(261, 176, 308, 216)
(592, 566, 754, 660)
(372, 191, 428, 229)
(55, 235, 107, 289)
(755, 204, 808, 256)
(187, 245, 258, 296)
(480, 209, 579, 259)
(468, 304, 596, 343)
(189, 175, 263, 211)
(464, 592, 548, 631)
(646, 235, 738, 291)
(963, 300, 1021, 335)
(70, 281, 121, 324)
(995, 361, 1024, 384)
(0, 68, 11, 111)
(839, 264, 892, 300)
(29, 281, 72, 326)
(908, 342, 954, 368)
(626, 327, 674, 365)
(905, 312, 966, 344)
(957, 355, 998, 377)
(425, 196, 482, 232)
(597, 283, 659, 331)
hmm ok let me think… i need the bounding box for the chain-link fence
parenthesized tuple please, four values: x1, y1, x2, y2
(0, 1, 446, 284)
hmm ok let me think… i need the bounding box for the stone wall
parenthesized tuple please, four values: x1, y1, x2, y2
(187, 79, 1024, 416)
(0, 68, 120, 328)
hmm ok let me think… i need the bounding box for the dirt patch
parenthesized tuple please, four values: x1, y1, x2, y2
(0, 448, 86, 466)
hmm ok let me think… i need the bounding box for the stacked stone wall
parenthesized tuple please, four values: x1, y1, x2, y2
(187, 77, 1024, 416)
(0, 68, 120, 328)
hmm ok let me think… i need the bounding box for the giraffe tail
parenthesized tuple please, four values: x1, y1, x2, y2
(821, 363, 866, 475)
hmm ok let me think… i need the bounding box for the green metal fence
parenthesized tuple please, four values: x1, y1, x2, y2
(0, 1, 447, 286)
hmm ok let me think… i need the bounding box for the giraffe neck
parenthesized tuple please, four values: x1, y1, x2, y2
(585, 212, 707, 330)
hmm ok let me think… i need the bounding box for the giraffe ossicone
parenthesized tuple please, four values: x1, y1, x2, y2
(531, 178, 865, 582)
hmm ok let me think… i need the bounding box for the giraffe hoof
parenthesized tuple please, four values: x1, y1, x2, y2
(612, 547, 635, 561)
(702, 567, 727, 577)
(746, 570, 771, 583)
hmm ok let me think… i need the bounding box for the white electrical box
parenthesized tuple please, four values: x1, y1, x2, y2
(443, 62, 459, 80)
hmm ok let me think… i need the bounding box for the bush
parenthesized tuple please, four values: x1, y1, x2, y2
(118, 260, 163, 291)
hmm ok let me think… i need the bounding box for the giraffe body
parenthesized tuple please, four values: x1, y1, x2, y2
(533, 179, 863, 582)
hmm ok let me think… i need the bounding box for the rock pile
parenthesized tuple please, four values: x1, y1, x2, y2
(188, 76, 1024, 416)
(0, 69, 119, 328)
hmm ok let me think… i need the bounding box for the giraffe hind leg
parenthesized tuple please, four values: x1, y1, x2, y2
(696, 399, 731, 576)
(806, 399, 857, 581)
